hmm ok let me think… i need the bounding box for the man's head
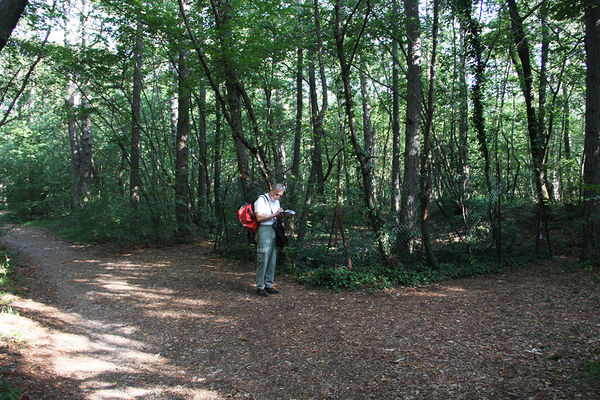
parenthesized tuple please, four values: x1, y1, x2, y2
(270, 183, 286, 201)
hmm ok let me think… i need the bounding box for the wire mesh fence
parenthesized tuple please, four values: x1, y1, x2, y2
(219, 179, 572, 274)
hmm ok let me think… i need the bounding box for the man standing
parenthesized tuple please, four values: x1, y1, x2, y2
(253, 183, 286, 296)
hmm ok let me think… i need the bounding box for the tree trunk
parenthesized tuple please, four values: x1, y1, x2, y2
(0, 0, 28, 52)
(289, 44, 303, 211)
(213, 105, 224, 243)
(456, 0, 500, 256)
(507, 0, 552, 255)
(274, 90, 287, 183)
(399, 0, 422, 253)
(420, 0, 439, 268)
(79, 93, 93, 204)
(175, 49, 191, 237)
(507, 0, 550, 202)
(334, 0, 390, 262)
(390, 0, 401, 218)
(307, 47, 326, 197)
(360, 67, 377, 202)
(583, 0, 600, 259)
(67, 86, 81, 209)
(196, 85, 209, 223)
(130, 21, 143, 214)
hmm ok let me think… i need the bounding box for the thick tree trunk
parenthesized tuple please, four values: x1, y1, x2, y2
(175, 49, 191, 237)
(0, 0, 28, 52)
(130, 22, 143, 214)
(399, 0, 422, 253)
(583, 0, 600, 259)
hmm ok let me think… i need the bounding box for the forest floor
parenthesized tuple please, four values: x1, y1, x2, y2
(0, 224, 599, 400)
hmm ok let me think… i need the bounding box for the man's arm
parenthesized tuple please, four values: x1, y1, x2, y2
(254, 196, 283, 223)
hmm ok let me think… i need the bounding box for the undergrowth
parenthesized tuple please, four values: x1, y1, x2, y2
(288, 250, 540, 292)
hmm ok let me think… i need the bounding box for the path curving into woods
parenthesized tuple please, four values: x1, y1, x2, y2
(1, 225, 599, 399)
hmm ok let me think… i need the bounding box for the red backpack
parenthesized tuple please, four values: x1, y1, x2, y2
(237, 195, 267, 233)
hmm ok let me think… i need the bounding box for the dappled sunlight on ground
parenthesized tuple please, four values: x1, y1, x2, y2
(1, 225, 599, 399)
(5, 297, 224, 399)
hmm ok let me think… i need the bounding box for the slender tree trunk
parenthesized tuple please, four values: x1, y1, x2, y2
(289, 45, 303, 209)
(196, 85, 208, 223)
(456, 0, 500, 255)
(67, 86, 81, 209)
(334, 0, 390, 262)
(77, 0, 93, 205)
(420, 0, 439, 268)
(274, 90, 287, 183)
(561, 85, 572, 201)
(179, 0, 273, 195)
(307, 47, 326, 196)
(507, 0, 552, 255)
(175, 49, 191, 237)
(79, 93, 93, 204)
(399, 0, 422, 253)
(390, 0, 401, 218)
(213, 105, 223, 243)
(458, 26, 470, 232)
(360, 67, 377, 202)
(0, 0, 28, 52)
(130, 21, 143, 214)
(507, 0, 550, 203)
(583, 0, 600, 259)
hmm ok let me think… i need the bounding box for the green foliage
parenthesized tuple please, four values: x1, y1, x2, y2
(38, 197, 176, 244)
(0, 122, 70, 218)
(291, 244, 538, 292)
(0, 379, 21, 400)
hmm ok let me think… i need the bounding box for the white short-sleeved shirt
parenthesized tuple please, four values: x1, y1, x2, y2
(254, 193, 280, 226)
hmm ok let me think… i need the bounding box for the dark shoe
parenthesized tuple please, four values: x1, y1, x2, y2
(265, 287, 279, 294)
(256, 288, 268, 297)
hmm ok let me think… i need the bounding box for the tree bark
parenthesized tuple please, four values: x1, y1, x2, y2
(334, 0, 390, 262)
(196, 85, 209, 223)
(420, 0, 440, 268)
(175, 49, 191, 237)
(583, 0, 600, 259)
(507, 0, 550, 202)
(507, 0, 552, 255)
(360, 67, 377, 203)
(307, 47, 326, 197)
(390, 0, 401, 218)
(289, 44, 303, 210)
(79, 93, 93, 204)
(0, 0, 28, 52)
(67, 86, 81, 209)
(130, 21, 143, 214)
(399, 0, 422, 253)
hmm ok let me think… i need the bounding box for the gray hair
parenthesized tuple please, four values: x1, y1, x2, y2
(273, 183, 286, 192)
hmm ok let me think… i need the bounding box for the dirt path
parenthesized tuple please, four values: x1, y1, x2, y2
(1, 225, 599, 399)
